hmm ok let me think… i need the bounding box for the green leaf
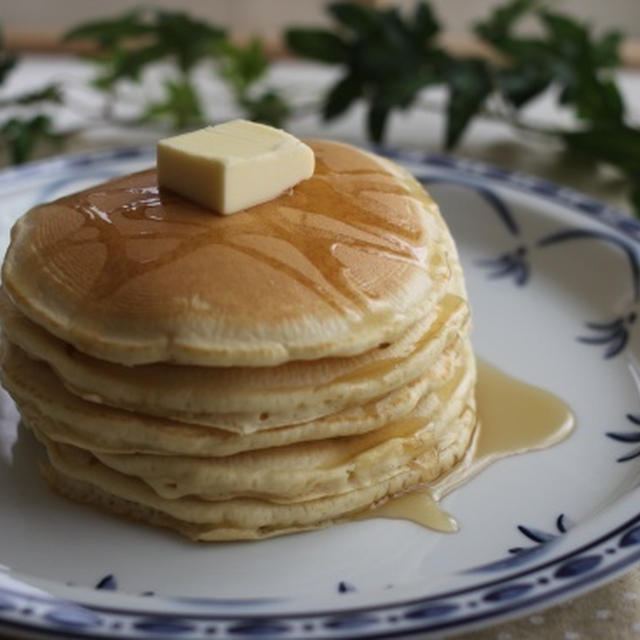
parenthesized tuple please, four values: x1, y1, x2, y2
(288, 1, 448, 145)
(93, 44, 167, 88)
(241, 90, 290, 128)
(562, 126, 640, 175)
(212, 35, 289, 128)
(10, 84, 62, 106)
(412, 1, 440, 41)
(285, 28, 347, 63)
(378, 8, 411, 51)
(474, 0, 537, 45)
(0, 22, 17, 84)
(141, 79, 204, 129)
(562, 125, 640, 218)
(216, 37, 269, 95)
(593, 31, 622, 67)
(238, 39, 269, 85)
(349, 38, 401, 82)
(367, 102, 390, 143)
(381, 71, 437, 109)
(538, 10, 585, 37)
(476, 1, 627, 130)
(323, 74, 361, 120)
(154, 10, 225, 72)
(538, 10, 588, 60)
(328, 2, 377, 34)
(498, 62, 552, 107)
(445, 59, 492, 148)
(577, 76, 624, 124)
(67, 9, 225, 89)
(64, 10, 151, 47)
(0, 114, 61, 164)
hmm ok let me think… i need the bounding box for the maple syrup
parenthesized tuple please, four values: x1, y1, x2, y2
(363, 358, 575, 531)
(37, 141, 438, 319)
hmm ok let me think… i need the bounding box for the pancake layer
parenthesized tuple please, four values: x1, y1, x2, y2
(0, 289, 468, 430)
(0, 339, 464, 456)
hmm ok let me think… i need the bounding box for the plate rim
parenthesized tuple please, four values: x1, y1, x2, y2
(1, 144, 639, 639)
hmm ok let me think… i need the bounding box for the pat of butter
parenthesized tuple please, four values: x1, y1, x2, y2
(157, 120, 315, 214)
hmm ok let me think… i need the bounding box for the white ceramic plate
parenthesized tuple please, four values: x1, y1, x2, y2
(1, 147, 639, 640)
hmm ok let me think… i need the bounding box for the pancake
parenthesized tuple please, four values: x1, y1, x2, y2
(0, 136, 478, 541)
(11, 341, 473, 502)
(32, 380, 474, 505)
(91, 362, 475, 503)
(0, 338, 468, 456)
(2, 140, 458, 367)
(37, 401, 475, 541)
(0, 289, 469, 431)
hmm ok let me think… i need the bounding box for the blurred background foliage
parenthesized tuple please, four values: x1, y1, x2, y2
(0, 0, 638, 214)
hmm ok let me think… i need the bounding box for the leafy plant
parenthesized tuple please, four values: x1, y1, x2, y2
(2, 1, 638, 216)
(287, 2, 447, 143)
(214, 37, 290, 127)
(1, 115, 63, 164)
(476, 1, 624, 122)
(287, 0, 639, 214)
(0, 24, 64, 163)
(65, 9, 226, 128)
(474, 0, 638, 214)
(286, 1, 502, 147)
(64, 9, 289, 130)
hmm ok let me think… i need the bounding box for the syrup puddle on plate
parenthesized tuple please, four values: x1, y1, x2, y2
(359, 358, 575, 532)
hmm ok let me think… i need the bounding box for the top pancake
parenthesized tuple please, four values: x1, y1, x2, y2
(2, 140, 455, 366)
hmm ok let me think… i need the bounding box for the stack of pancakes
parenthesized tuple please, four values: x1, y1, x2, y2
(0, 140, 476, 540)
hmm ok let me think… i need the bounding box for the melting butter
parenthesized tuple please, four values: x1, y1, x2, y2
(360, 358, 575, 531)
(157, 121, 315, 214)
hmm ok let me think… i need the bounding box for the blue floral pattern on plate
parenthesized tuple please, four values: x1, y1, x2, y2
(417, 169, 640, 360)
(607, 414, 640, 462)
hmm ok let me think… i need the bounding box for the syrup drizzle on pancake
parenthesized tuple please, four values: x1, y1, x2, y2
(36, 142, 440, 316)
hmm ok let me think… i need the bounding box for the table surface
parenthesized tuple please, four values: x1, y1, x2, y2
(1, 55, 640, 640)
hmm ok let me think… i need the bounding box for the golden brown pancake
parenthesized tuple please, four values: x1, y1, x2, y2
(0, 338, 470, 456)
(36, 401, 475, 541)
(0, 289, 468, 430)
(2, 140, 458, 367)
(30, 373, 475, 505)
